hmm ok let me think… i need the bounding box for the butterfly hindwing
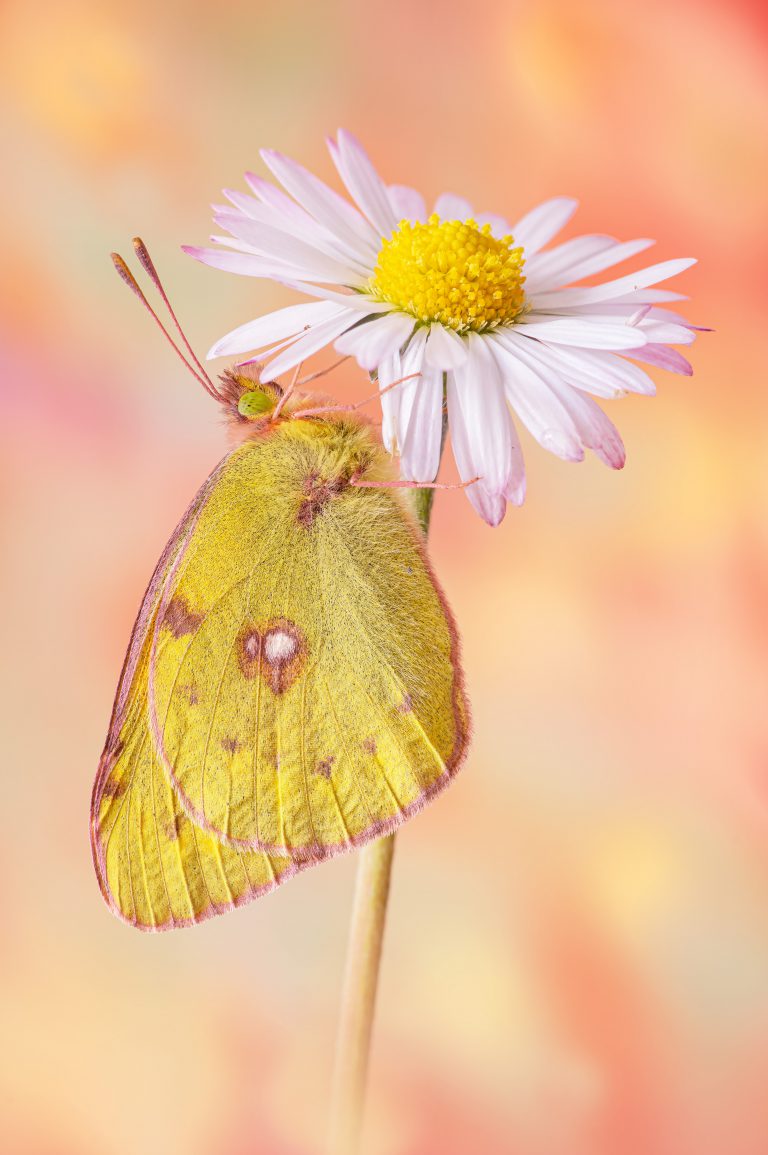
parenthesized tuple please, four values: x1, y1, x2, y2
(149, 424, 469, 860)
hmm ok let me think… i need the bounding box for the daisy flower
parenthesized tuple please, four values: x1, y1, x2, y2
(185, 130, 700, 525)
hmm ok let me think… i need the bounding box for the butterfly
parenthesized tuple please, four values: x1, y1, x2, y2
(91, 241, 470, 930)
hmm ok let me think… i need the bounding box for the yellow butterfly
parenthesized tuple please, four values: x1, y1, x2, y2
(91, 242, 470, 931)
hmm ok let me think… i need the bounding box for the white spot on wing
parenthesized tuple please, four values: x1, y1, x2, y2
(264, 630, 298, 663)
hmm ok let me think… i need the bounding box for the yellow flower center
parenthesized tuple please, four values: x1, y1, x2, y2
(368, 213, 526, 333)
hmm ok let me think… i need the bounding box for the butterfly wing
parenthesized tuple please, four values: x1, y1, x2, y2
(91, 469, 300, 930)
(148, 428, 469, 861)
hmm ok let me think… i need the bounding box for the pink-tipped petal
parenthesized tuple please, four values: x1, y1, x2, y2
(626, 344, 693, 375)
(448, 335, 515, 501)
(328, 129, 398, 238)
(182, 245, 298, 278)
(491, 336, 585, 461)
(543, 378, 626, 468)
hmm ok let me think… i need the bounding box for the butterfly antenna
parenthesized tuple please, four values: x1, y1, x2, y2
(110, 248, 222, 402)
(132, 239, 223, 400)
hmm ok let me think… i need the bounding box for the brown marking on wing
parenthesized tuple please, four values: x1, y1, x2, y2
(362, 736, 377, 755)
(101, 776, 126, 799)
(237, 627, 263, 679)
(163, 596, 203, 639)
(237, 618, 307, 693)
(397, 693, 413, 714)
(179, 683, 199, 706)
(315, 755, 336, 780)
(163, 814, 182, 842)
(221, 736, 242, 754)
(297, 472, 347, 528)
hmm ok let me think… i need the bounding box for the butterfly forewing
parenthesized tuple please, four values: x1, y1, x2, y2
(148, 428, 468, 860)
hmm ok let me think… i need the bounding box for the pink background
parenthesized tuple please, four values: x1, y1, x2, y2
(2, 1, 768, 1152)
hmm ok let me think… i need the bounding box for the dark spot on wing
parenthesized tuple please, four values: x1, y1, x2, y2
(297, 473, 346, 527)
(315, 755, 336, 780)
(397, 693, 413, 714)
(221, 736, 242, 754)
(362, 736, 377, 755)
(163, 596, 203, 638)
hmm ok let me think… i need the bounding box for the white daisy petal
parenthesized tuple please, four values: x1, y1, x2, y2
(334, 313, 414, 371)
(637, 321, 696, 346)
(395, 328, 429, 444)
(277, 280, 391, 312)
(424, 324, 469, 370)
(449, 335, 514, 496)
(328, 129, 398, 238)
(376, 351, 402, 452)
(259, 149, 380, 258)
(262, 310, 360, 378)
(524, 235, 617, 289)
(212, 212, 365, 285)
(512, 197, 579, 255)
(388, 184, 427, 223)
(531, 258, 697, 309)
(513, 318, 647, 351)
(490, 338, 585, 461)
(526, 238, 655, 292)
(221, 189, 372, 274)
(377, 330, 428, 455)
(519, 341, 656, 398)
(609, 288, 688, 304)
(208, 301, 348, 359)
(434, 193, 474, 220)
(400, 366, 444, 482)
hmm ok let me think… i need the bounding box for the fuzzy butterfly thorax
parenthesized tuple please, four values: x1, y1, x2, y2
(218, 364, 398, 504)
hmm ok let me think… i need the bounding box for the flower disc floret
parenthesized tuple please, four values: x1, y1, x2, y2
(369, 214, 527, 333)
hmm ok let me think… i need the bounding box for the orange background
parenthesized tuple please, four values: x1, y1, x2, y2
(2, 2, 768, 1153)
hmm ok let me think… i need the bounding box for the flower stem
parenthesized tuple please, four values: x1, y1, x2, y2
(327, 833, 396, 1155)
(327, 455, 441, 1155)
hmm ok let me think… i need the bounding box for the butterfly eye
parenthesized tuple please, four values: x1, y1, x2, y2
(238, 389, 276, 418)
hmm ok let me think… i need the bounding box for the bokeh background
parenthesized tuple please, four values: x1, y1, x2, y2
(2, 1, 768, 1152)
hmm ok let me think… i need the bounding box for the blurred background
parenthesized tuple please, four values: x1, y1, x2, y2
(2, 1, 768, 1152)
